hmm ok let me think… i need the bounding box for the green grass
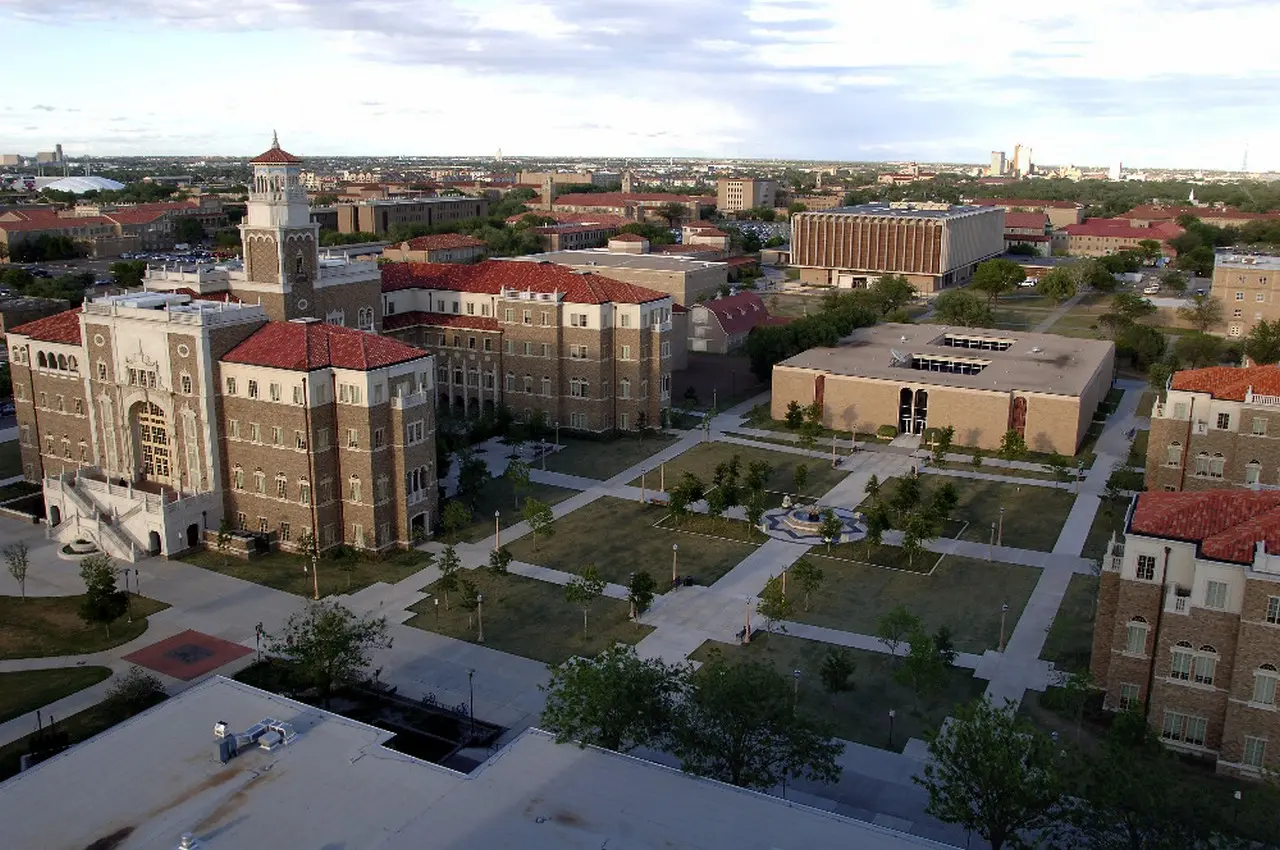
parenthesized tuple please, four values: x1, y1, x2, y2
(542, 434, 677, 481)
(183, 548, 431, 598)
(1137, 391, 1156, 417)
(1108, 467, 1146, 492)
(505, 496, 759, 588)
(791, 553, 1040, 653)
(0, 666, 112, 724)
(810, 518, 968, 574)
(1127, 430, 1150, 468)
(930, 460, 1065, 482)
(866, 476, 1076, 552)
(0, 595, 168, 660)
(0, 441, 21, 478)
(631, 440, 848, 499)
(1081, 498, 1130, 563)
(1040, 574, 1098, 675)
(405, 569, 651, 665)
(441, 478, 579, 543)
(690, 632, 986, 752)
(743, 403, 854, 441)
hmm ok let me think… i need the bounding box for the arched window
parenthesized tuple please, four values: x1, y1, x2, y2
(1210, 453, 1226, 478)
(1194, 452, 1211, 476)
(57, 354, 67, 370)
(1246, 460, 1262, 485)
(1165, 441, 1182, 467)
(36, 352, 46, 369)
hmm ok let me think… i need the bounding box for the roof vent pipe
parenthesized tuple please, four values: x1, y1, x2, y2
(178, 834, 200, 850)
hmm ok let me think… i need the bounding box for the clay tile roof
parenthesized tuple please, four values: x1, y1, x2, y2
(971, 198, 1080, 209)
(383, 312, 499, 332)
(699, 291, 771, 335)
(1131, 490, 1280, 564)
(250, 133, 303, 165)
(609, 233, 648, 242)
(553, 192, 713, 207)
(222, 321, 426, 371)
(380, 260, 670, 305)
(1062, 218, 1184, 240)
(1002, 212, 1048, 229)
(10, 308, 82, 344)
(401, 233, 487, 251)
(1170, 364, 1280, 401)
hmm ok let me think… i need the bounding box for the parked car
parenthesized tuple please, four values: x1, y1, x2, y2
(1143, 283, 1161, 295)
(1018, 278, 1037, 288)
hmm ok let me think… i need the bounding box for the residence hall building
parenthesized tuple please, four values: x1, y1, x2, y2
(8, 292, 437, 564)
(789, 202, 1005, 294)
(1212, 251, 1280, 338)
(1002, 211, 1051, 256)
(549, 192, 715, 224)
(380, 260, 674, 432)
(716, 177, 778, 213)
(1056, 218, 1182, 258)
(1090, 489, 1280, 777)
(967, 198, 1085, 229)
(381, 234, 487, 264)
(1145, 364, 1280, 493)
(771, 323, 1114, 454)
(511, 244, 728, 306)
(688, 291, 785, 354)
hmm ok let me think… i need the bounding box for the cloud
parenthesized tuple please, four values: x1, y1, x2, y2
(31, 104, 56, 111)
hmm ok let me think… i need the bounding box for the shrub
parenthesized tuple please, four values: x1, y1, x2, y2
(876, 424, 898, 439)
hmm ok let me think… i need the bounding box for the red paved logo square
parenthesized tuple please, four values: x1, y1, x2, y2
(122, 630, 252, 681)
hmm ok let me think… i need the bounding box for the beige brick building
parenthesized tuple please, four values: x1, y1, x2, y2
(967, 198, 1085, 229)
(335, 197, 488, 236)
(511, 247, 727, 306)
(790, 203, 1005, 294)
(1091, 490, 1280, 777)
(1059, 218, 1182, 258)
(1212, 252, 1280, 338)
(716, 178, 778, 214)
(771, 323, 1114, 454)
(382, 234, 487, 264)
(380, 260, 674, 432)
(1145, 364, 1280, 492)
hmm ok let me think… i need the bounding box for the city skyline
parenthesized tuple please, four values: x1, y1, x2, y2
(1, 0, 1279, 171)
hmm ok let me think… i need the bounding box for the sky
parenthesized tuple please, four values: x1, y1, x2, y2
(1, 0, 1278, 170)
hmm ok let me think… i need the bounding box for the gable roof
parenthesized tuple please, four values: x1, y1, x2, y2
(401, 233, 487, 252)
(970, 198, 1081, 210)
(696, 291, 771, 335)
(609, 233, 648, 243)
(1131, 490, 1280, 564)
(222, 321, 426, 371)
(1062, 219, 1183, 240)
(9, 308, 82, 344)
(1171, 364, 1280, 401)
(553, 192, 713, 207)
(381, 260, 670, 305)
(1002, 212, 1048, 230)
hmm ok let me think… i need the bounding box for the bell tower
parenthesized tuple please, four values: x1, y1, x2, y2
(235, 132, 320, 320)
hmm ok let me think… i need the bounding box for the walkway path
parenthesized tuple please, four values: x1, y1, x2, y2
(1031, 290, 1088, 333)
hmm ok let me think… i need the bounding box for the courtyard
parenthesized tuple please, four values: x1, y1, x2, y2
(629, 440, 849, 499)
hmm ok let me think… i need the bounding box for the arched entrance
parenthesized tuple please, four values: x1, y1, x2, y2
(898, 388, 913, 435)
(49, 504, 61, 526)
(411, 512, 427, 541)
(147, 530, 161, 556)
(912, 389, 929, 435)
(1009, 396, 1028, 438)
(132, 401, 171, 484)
(898, 387, 928, 435)
(186, 523, 200, 548)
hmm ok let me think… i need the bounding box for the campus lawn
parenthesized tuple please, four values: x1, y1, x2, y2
(1127, 429, 1150, 468)
(405, 569, 651, 666)
(1040, 574, 1098, 675)
(1137, 391, 1156, 417)
(1107, 467, 1146, 492)
(0, 666, 112, 724)
(0, 440, 21, 478)
(864, 476, 1075, 552)
(0, 595, 168, 660)
(809, 518, 968, 574)
(631, 440, 847, 499)
(441, 478, 579, 544)
(744, 403, 854, 441)
(543, 434, 677, 481)
(792, 552, 1040, 653)
(690, 632, 986, 752)
(504, 496, 759, 588)
(1081, 498, 1130, 564)
(183, 548, 431, 599)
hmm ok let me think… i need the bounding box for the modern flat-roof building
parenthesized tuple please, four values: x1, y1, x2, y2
(0, 676, 950, 850)
(771, 323, 1115, 454)
(335, 197, 489, 235)
(1212, 251, 1280, 338)
(716, 177, 777, 213)
(790, 203, 1005, 294)
(511, 248, 728, 305)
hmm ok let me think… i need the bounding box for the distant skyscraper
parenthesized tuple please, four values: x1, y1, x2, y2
(1108, 161, 1122, 181)
(1012, 145, 1032, 178)
(990, 151, 1006, 177)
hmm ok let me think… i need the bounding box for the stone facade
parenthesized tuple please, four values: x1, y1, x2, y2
(1213, 252, 1280, 339)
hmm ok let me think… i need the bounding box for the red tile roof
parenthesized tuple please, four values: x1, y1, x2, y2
(251, 143, 302, 164)
(222, 321, 427, 371)
(1061, 219, 1183, 240)
(1120, 204, 1280, 223)
(381, 260, 670, 305)
(609, 233, 648, 243)
(697, 291, 771, 335)
(506, 211, 630, 227)
(106, 208, 171, 225)
(971, 198, 1081, 210)
(553, 192, 714, 207)
(1003, 212, 1048, 230)
(1170, 364, 1280, 401)
(383, 312, 500, 332)
(1131, 490, 1280, 564)
(400, 233, 487, 252)
(10, 308, 82, 344)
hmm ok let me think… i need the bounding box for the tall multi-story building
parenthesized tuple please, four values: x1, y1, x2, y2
(335, 197, 489, 236)
(1091, 489, 1280, 777)
(1145, 364, 1280, 492)
(1212, 251, 1280, 339)
(989, 151, 1007, 177)
(1057, 218, 1182, 258)
(716, 178, 778, 214)
(380, 260, 674, 432)
(790, 203, 1004, 294)
(7, 136, 439, 563)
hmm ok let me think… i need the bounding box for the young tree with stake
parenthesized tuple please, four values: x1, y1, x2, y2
(565, 565, 606, 634)
(3, 541, 30, 600)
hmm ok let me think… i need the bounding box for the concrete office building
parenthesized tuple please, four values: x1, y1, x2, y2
(336, 197, 489, 236)
(968, 198, 1085, 229)
(790, 203, 1005, 294)
(771, 323, 1115, 454)
(1212, 251, 1280, 338)
(716, 177, 778, 213)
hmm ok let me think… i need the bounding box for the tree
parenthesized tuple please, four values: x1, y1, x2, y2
(109, 260, 147, 287)
(173, 216, 205, 245)
(870, 274, 916, 316)
(1078, 258, 1119, 292)
(436, 544, 462, 608)
(1111, 290, 1157, 322)
(1136, 238, 1162, 264)
(654, 201, 688, 227)
(522, 497, 555, 549)
(864, 473, 881, 502)
(971, 258, 1025, 306)
(784, 400, 804, 429)
(900, 509, 935, 568)
(565, 564, 606, 633)
(504, 459, 530, 509)
(1177, 292, 1224, 332)
(672, 652, 843, 790)
(457, 577, 480, 630)
(267, 599, 391, 705)
(756, 573, 793, 632)
(927, 481, 959, 524)
(930, 424, 955, 465)
(1036, 267, 1077, 304)
(932, 288, 993, 327)
(1174, 331, 1224, 368)
(790, 558, 824, 611)
(1097, 312, 1133, 340)
(456, 452, 489, 505)
(1159, 267, 1188, 292)
(743, 488, 766, 539)
(864, 501, 891, 553)
(79, 554, 128, 638)
(876, 604, 920, 659)
(1043, 451, 1070, 482)
(793, 463, 809, 495)
(819, 647, 856, 695)
(934, 624, 958, 666)
(894, 627, 947, 710)
(1147, 359, 1176, 396)
(998, 428, 1028, 461)
(540, 645, 686, 752)
(102, 666, 166, 718)
(487, 545, 512, 575)
(744, 459, 772, 493)
(1244, 318, 1280, 365)
(627, 570, 657, 618)
(3, 541, 29, 600)
(818, 508, 843, 552)
(704, 486, 728, 526)
(1117, 323, 1167, 369)
(915, 696, 1063, 850)
(441, 500, 472, 538)
(216, 515, 234, 567)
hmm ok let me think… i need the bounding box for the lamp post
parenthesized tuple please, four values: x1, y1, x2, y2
(889, 709, 896, 749)
(999, 602, 1010, 652)
(494, 511, 500, 551)
(671, 543, 679, 585)
(831, 436, 837, 467)
(792, 669, 801, 710)
(628, 571, 636, 620)
(660, 462, 665, 492)
(468, 668, 476, 742)
(555, 421, 560, 447)
(640, 468, 646, 503)
(477, 593, 485, 643)
(255, 621, 264, 662)
(743, 596, 752, 643)
(988, 522, 995, 561)
(997, 506, 1005, 547)
(434, 596, 440, 628)
(1234, 790, 1242, 831)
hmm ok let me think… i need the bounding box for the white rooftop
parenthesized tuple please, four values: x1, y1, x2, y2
(0, 677, 948, 850)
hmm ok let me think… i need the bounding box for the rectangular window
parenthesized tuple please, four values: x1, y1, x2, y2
(570, 412, 588, 429)
(373, 427, 385, 449)
(248, 380, 259, 400)
(236, 512, 246, 530)
(523, 342, 533, 356)
(1205, 580, 1228, 609)
(1244, 737, 1267, 769)
(258, 517, 269, 534)
(339, 383, 362, 405)
(571, 312, 587, 328)
(317, 427, 330, 451)
(181, 375, 192, 394)
(299, 480, 311, 505)
(349, 478, 362, 503)
(523, 310, 532, 325)
(1193, 655, 1216, 686)
(466, 302, 475, 315)
(1218, 412, 1231, 430)
(353, 524, 365, 547)
(541, 343, 550, 358)
(271, 426, 282, 446)
(269, 383, 281, 402)
(294, 385, 305, 405)
(504, 340, 514, 354)
(254, 472, 265, 494)
(1119, 683, 1140, 710)
(468, 336, 476, 350)
(347, 428, 359, 449)
(481, 303, 490, 317)
(1256, 418, 1269, 436)
(620, 313, 631, 328)
(226, 377, 237, 395)
(1166, 444, 1181, 466)
(505, 374, 515, 392)
(662, 341, 671, 357)
(229, 419, 240, 439)
(1170, 649, 1192, 681)
(620, 344, 631, 360)
(1125, 622, 1147, 654)
(452, 302, 460, 314)
(504, 308, 514, 323)
(1136, 554, 1156, 581)
(280, 522, 291, 543)
(484, 338, 492, 352)
(295, 431, 306, 450)
(372, 383, 383, 404)
(1253, 673, 1277, 705)
(1268, 596, 1280, 624)
(1259, 293, 1267, 303)
(1247, 464, 1262, 484)
(250, 423, 261, 443)
(1237, 291, 1246, 301)
(276, 477, 287, 499)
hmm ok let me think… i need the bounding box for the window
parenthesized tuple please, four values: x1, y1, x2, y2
(1162, 710, 1207, 746)
(522, 310, 531, 325)
(236, 512, 246, 530)
(619, 378, 631, 399)
(452, 302, 460, 314)
(466, 302, 475, 315)
(467, 336, 476, 350)
(271, 426, 282, 446)
(353, 524, 365, 548)
(542, 376, 551, 397)
(1210, 453, 1225, 478)
(1247, 461, 1262, 485)
(452, 335, 461, 349)
(504, 308, 514, 323)
(339, 383, 362, 405)
(484, 338, 493, 352)
(1173, 402, 1189, 419)
(570, 312, 587, 327)
(1253, 667, 1278, 705)
(280, 522, 291, 543)
(254, 470, 265, 494)
(541, 343, 550, 358)
(1170, 643, 1193, 680)
(523, 375, 533, 394)
(299, 479, 311, 506)
(1205, 580, 1228, 609)
(1259, 293, 1267, 303)
(375, 475, 389, 503)
(250, 423, 261, 443)
(294, 385, 305, 405)
(570, 379, 587, 398)
(358, 308, 374, 330)
(267, 382, 280, 402)
(570, 412, 588, 429)
(1255, 418, 1269, 436)
(295, 431, 307, 450)
(1244, 737, 1268, 769)
(74, 398, 83, 415)
(373, 427, 385, 449)
(248, 380, 259, 400)
(319, 478, 332, 503)
(317, 427, 330, 451)
(1125, 618, 1148, 654)
(1193, 647, 1217, 685)
(1237, 291, 1246, 301)
(620, 412, 630, 430)
(1136, 554, 1157, 581)
(1166, 442, 1181, 467)
(1194, 452, 1211, 476)
(570, 344, 587, 360)
(1231, 325, 1243, 337)
(258, 517, 269, 534)
(229, 419, 240, 439)
(97, 362, 107, 381)
(481, 303, 491, 317)
(1218, 412, 1231, 430)
(1235, 308, 1244, 318)
(276, 475, 287, 499)
(1119, 683, 1140, 710)
(620, 313, 631, 328)
(620, 344, 631, 360)
(347, 428, 359, 449)
(505, 373, 515, 392)
(232, 466, 244, 490)
(1268, 596, 1280, 624)
(660, 373, 671, 399)
(504, 340, 514, 354)
(406, 420, 425, 445)
(181, 375, 192, 394)
(662, 341, 671, 358)
(349, 476, 362, 503)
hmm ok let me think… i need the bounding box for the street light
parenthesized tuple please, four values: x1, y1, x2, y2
(434, 596, 440, 628)
(255, 621, 264, 662)
(555, 421, 560, 447)
(988, 522, 995, 561)
(468, 668, 476, 742)
(889, 709, 896, 749)
(477, 593, 485, 643)
(999, 602, 1010, 652)
(640, 468, 646, 503)
(792, 669, 801, 710)
(628, 571, 636, 620)
(494, 511, 501, 551)
(671, 543, 679, 585)
(997, 506, 1005, 547)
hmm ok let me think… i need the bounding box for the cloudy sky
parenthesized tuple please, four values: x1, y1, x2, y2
(1, 0, 1277, 169)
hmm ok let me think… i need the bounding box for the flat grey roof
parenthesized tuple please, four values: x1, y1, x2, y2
(0, 677, 948, 850)
(514, 249, 725, 272)
(811, 202, 995, 220)
(1216, 251, 1280, 271)
(778, 322, 1114, 396)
